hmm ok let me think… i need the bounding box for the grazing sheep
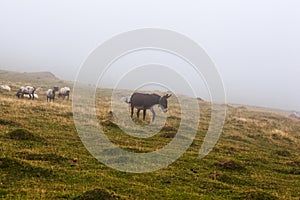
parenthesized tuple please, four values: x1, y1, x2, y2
(46, 87, 59, 102)
(16, 86, 36, 99)
(58, 87, 71, 100)
(0, 85, 11, 91)
(290, 112, 300, 119)
(24, 94, 39, 99)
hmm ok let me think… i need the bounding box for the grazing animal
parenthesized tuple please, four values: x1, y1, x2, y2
(0, 85, 11, 91)
(46, 87, 59, 102)
(58, 87, 71, 100)
(24, 94, 39, 99)
(290, 112, 300, 119)
(124, 93, 171, 121)
(16, 86, 36, 99)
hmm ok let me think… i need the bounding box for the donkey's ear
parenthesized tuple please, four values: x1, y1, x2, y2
(165, 94, 172, 98)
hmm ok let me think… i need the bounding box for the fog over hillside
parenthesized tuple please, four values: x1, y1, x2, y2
(0, 1, 299, 111)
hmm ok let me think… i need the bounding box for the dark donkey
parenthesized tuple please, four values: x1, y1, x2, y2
(128, 93, 171, 121)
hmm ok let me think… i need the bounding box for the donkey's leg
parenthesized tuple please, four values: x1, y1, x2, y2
(143, 109, 146, 120)
(150, 107, 156, 122)
(131, 106, 134, 118)
(137, 109, 141, 119)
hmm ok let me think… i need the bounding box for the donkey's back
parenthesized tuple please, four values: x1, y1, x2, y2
(130, 93, 160, 109)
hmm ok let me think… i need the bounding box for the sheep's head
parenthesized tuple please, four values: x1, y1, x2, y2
(53, 86, 59, 92)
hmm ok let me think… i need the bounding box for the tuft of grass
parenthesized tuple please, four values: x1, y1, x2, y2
(235, 190, 279, 200)
(0, 119, 20, 126)
(74, 188, 121, 200)
(16, 152, 69, 166)
(214, 159, 244, 171)
(0, 157, 54, 179)
(274, 150, 291, 157)
(5, 129, 44, 142)
(159, 125, 178, 138)
(100, 119, 119, 128)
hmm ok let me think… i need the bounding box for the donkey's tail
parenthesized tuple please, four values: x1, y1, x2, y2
(121, 96, 131, 104)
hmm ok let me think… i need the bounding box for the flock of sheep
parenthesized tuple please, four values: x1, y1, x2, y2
(0, 84, 70, 102)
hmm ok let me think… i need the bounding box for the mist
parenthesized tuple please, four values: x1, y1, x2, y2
(0, 0, 299, 111)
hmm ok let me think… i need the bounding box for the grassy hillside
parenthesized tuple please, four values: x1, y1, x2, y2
(0, 74, 299, 199)
(0, 70, 71, 92)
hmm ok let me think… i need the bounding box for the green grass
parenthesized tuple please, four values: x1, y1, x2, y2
(0, 82, 300, 199)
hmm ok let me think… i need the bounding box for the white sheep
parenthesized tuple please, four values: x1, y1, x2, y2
(46, 87, 59, 102)
(58, 87, 71, 100)
(16, 86, 36, 99)
(0, 85, 11, 91)
(23, 94, 39, 99)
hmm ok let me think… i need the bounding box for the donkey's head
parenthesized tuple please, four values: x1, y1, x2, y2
(158, 94, 172, 113)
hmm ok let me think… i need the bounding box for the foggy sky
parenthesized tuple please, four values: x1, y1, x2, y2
(0, 0, 299, 111)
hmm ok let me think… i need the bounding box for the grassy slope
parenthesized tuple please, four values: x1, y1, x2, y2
(0, 69, 72, 90)
(0, 74, 300, 199)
